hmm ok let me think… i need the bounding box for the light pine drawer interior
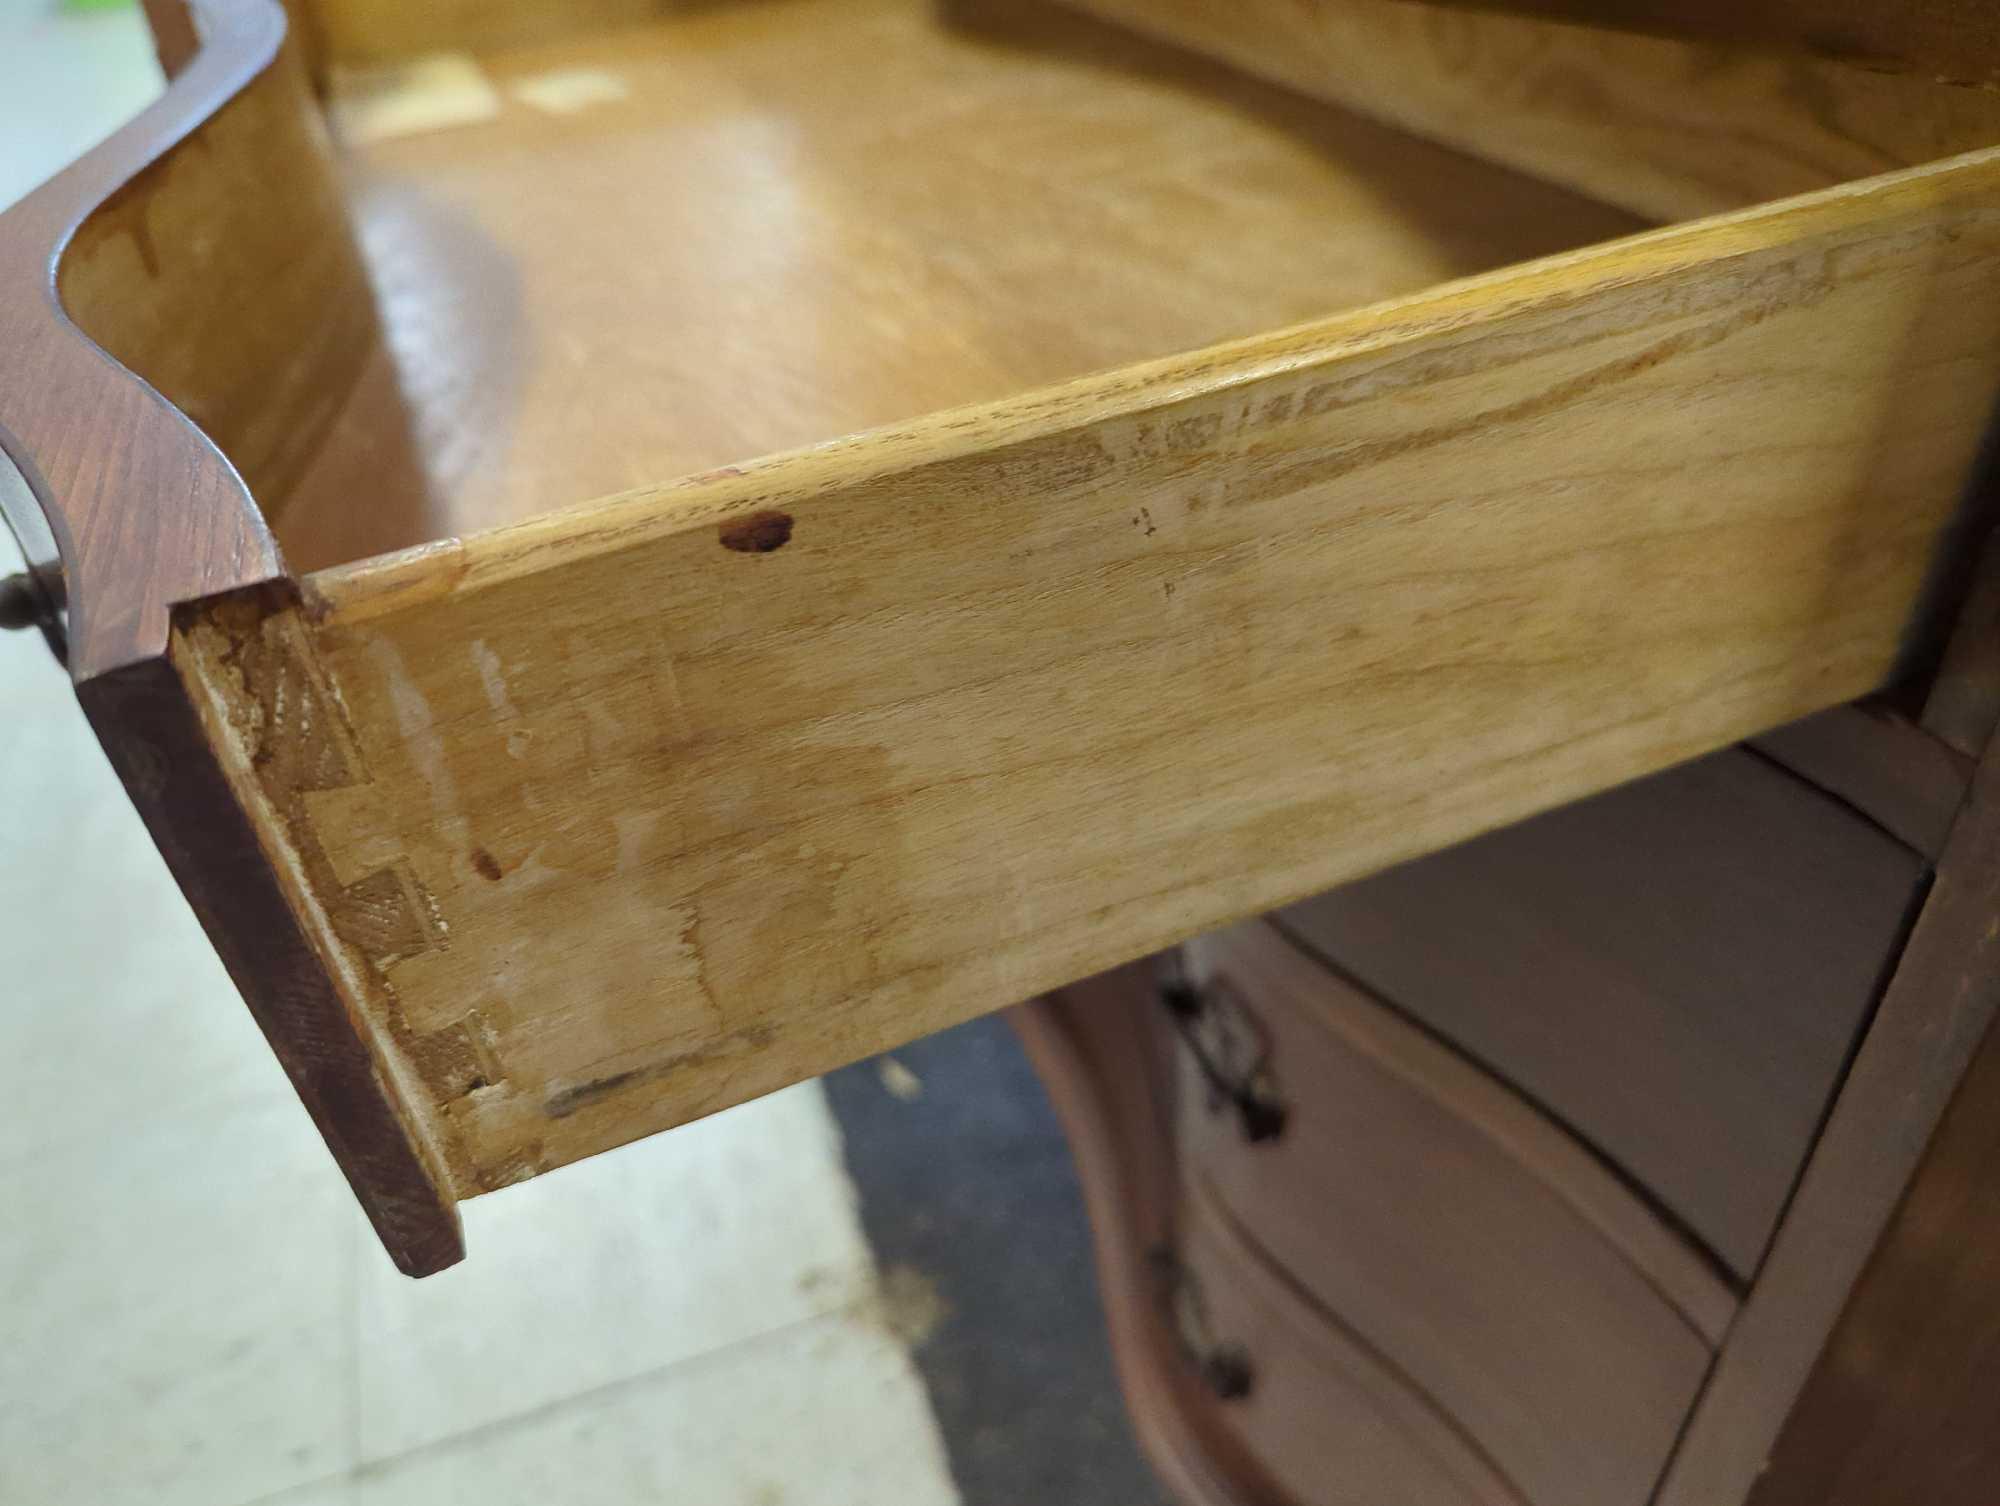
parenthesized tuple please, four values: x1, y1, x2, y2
(11, 0, 2000, 1281)
(269, 0, 1650, 569)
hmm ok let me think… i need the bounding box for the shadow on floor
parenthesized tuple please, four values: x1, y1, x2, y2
(824, 1014, 1172, 1506)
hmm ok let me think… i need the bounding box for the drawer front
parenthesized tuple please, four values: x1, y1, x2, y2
(1173, 1180, 1524, 1506)
(1275, 746, 1926, 1278)
(1179, 920, 1722, 1506)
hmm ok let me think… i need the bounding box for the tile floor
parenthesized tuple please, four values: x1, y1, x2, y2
(1, 13, 957, 1502)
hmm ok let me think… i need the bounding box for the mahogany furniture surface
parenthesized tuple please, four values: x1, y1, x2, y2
(11, 1, 2000, 1501)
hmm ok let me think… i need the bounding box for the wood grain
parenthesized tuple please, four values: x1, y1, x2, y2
(1019, 971, 1524, 1506)
(86, 645, 463, 1275)
(1063, 0, 2000, 223)
(58, 11, 379, 530)
(0, 0, 283, 677)
(274, 0, 1645, 567)
(1752, 1003, 2000, 1506)
(1658, 730, 2000, 1504)
(1276, 744, 1927, 1279)
(1181, 920, 1720, 1506)
(1413, 0, 2000, 86)
(1176, 1175, 1529, 1506)
(0, 0, 462, 1272)
(173, 145, 2000, 1201)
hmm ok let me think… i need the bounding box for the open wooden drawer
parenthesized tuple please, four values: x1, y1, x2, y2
(7, 0, 2000, 1282)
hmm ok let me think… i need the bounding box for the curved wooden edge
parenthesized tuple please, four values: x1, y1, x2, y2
(1017, 977, 1529, 1506)
(1010, 977, 1290, 1506)
(1206, 919, 1740, 1346)
(0, 1, 463, 1273)
(0, 0, 285, 681)
(1659, 722, 2000, 1503)
(85, 639, 463, 1276)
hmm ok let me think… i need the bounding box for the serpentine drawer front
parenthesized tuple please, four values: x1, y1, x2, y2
(1178, 919, 1732, 1506)
(1166, 1180, 1525, 1506)
(7, 0, 2000, 1323)
(1276, 744, 1929, 1279)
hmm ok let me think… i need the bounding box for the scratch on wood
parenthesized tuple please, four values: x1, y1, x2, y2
(369, 635, 459, 816)
(543, 1024, 777, 1120)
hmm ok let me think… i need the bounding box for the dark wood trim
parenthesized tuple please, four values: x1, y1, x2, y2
(1751, 1004, 2000, 1505)
(1751, 704, 1973, 862)
(1738, 552, 2000, 1500)
(81, 645, 462, 1275)
(139, 0, 203, 76)
(1658, 727, 2000, 1503)
(0, 0, 462, 1272)
(1405, 0, 2000, 85)
(0, 0, 285, 681)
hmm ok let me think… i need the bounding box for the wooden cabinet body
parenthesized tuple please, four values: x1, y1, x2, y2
(1180, 920, 1721, 1506)
(8, 0, 2000, 1500)
(1275, 746, 1927, 1278)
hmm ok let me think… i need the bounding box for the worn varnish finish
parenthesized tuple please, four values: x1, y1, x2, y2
(167, 148, 2000, 1198)
(20, 10, 2000, 1411)
(58, 30, 377, 529)
(1066, 0, 2000, 225)
(93, 645, 463, 1275)
(275, 0, 1645, 566)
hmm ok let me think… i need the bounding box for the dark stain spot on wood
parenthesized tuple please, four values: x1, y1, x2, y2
(720, 510, 794, 553)
(541, 1024, 780, 1120)
(1167, 413, 1222, 452)
(471, 848, 504, 881)
(544, 1067, 643, 1119)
